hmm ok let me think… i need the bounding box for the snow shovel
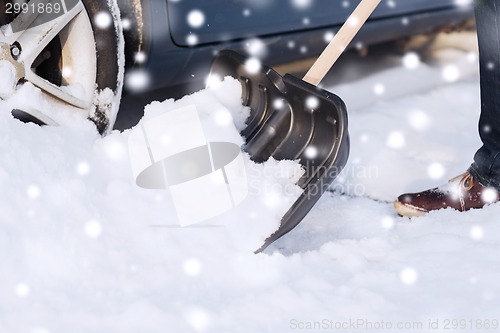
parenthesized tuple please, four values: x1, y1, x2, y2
(209, 0, 381, 253)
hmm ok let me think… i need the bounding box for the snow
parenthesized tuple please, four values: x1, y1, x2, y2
(107, 0, 126, 133)
(324, 31, 335, 43)
(93, 12, 113, 30)
(124, 70, 151, 92)
(291, 0, 313, 10)
(244, 57, 262, 74)
(186, 34, 199, 46)
(187, 10, 206, 29)
(2, 30, 500, 332)
(0, 60, 17, 98)
(244, 38, 268, 57)
(402, 52, 421, 70)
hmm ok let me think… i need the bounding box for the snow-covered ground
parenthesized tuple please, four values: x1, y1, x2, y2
(2, 31, 500, 333)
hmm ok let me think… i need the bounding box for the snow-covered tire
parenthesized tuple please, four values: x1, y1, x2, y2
(84, 0, 125, 133)
(0, 0, 125, 134)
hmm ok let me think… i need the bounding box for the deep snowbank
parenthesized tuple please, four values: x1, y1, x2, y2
(1, 31, 500, 333)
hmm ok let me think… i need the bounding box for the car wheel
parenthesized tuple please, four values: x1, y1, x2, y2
(0, 0, 124, 134)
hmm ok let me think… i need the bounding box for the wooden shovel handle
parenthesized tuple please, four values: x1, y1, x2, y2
(303, 0, 381, 86)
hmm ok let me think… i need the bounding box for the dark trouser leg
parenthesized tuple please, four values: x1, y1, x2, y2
(469, 0, 500, 190)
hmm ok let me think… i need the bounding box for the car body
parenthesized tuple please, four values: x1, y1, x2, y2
(125, 0, 474, 93)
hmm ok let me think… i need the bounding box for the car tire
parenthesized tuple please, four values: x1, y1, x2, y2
(0, 0, 125, 134)
(84, 0, 125, 133)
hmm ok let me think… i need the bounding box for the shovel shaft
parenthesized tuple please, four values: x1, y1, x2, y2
(303, 0, 381, 86)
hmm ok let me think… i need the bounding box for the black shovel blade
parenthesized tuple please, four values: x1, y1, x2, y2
(209, 50, 350, 252)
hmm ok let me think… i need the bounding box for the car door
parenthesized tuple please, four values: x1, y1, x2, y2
(166, 0, 462, 47)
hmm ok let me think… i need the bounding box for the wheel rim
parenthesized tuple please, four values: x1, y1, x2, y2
(0, 0, 98, 126)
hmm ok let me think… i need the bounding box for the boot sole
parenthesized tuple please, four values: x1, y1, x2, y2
(394, 200, 428, 218)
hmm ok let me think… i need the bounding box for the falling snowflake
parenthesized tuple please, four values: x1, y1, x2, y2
(381, 216, 395, 229)
(470, 226, 484, 240)
(403, 52, 420, 70)
(85, 220, 102, 239)
(481, 188, 498, 204)
(386, 131, 405, 149)
(467, 52, 477, 63)
(442, 65, 460, 82)
(306, 96, 320, 110)
(125, 70, 150, 92)
(373, 83, 386, 95)
(245, 57, 262, 74)
(387, 0, 396, 8)
(160, 134, 172, 146)
(186, 34, 199, 46)
(183, 258, 202, 276)
(15, 283, 30, 297)
(187, 9, 205, 28)
(273, 99, 285, 109)
(184, 307, 211, 332)
(243, 8, 251, 17)
(245, 38, 267, 57)
(121, 18, 131, 30)
(342, 1, 350, 8)
(62, 66, 72, 79)
(427, 163, 446, 180)
(76, 161, 91, 176)
(205, 74, 222, 89)
(304, 146, 318, 159)
(400, 267, 418, 285)
(134, 51, 147, 64)
(407, 109, 431, 132)
(94, 12, 112, 29)
(27, 185, 41, 199)
(455, 0, 473, 6)
(347, 16, 360, 27)
(292, 0, 313, 10)
(302, 17, 310, 26)
(324, 31, 335, 43)
(262, 190, 282, 208)
(154, 194, 164, 202)
(214, 109, 233, 127)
